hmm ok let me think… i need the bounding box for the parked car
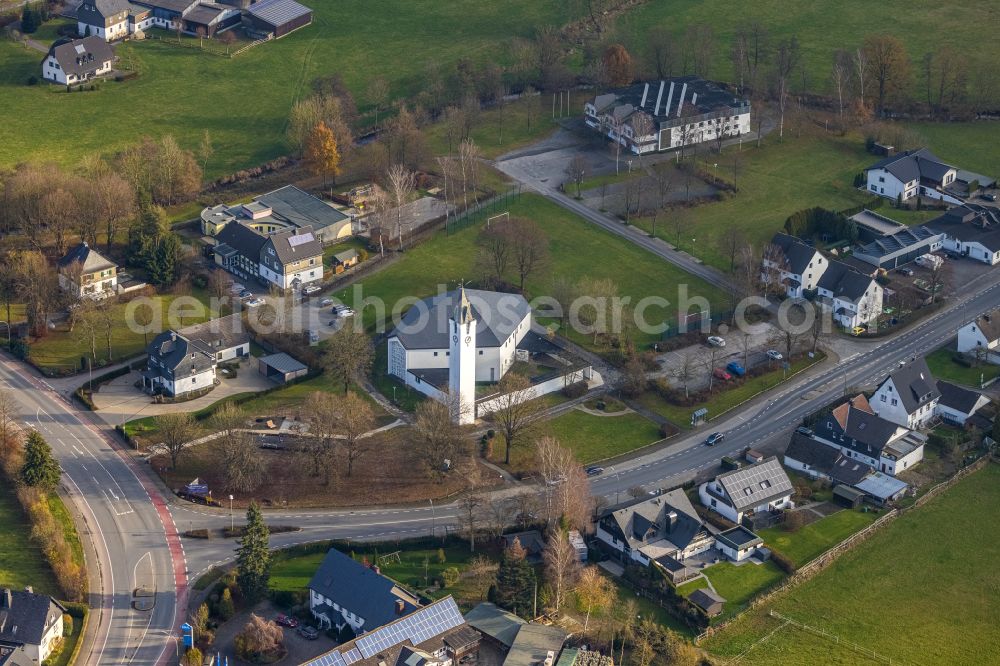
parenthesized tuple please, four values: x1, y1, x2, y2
(275, 614, 298, 629)
(945, 251, 962, 260)
(302, 284, 321, 295)
(980, 192, 998, 202)
(725, 361, 746, 377)
(239, 289, 253, 299)
(707, 335, 726, 347)
(713, 368, 733, 381)
(766, 349, 783, 361)
(297, 625, 319, 640)
(851, 326, 866, 336)
(585, 466, 604, 477)
(705, 432, 725, 446)
(245, 298, 265, 308)
(896, 267, 914, 276)
(319, 298, 334, 307)
(332, 305, 356, 317)
(795, 426, 813, 436)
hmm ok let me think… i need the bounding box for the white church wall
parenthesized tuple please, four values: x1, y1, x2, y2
(403, 371, 447, 402)
(477, 367, 598, 417)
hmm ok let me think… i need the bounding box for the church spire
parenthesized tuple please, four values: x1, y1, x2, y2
(456, 284, 474, 326)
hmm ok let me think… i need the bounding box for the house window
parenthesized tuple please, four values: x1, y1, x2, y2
(891, 398, 898, 406)
(880, 395, 886, 402)
(479, 350, 483, 355)
(433, 352, 438, 357)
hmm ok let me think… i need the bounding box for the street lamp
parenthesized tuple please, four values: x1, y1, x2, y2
(229, 495, 234, 531)
(429, 498, 436, 540)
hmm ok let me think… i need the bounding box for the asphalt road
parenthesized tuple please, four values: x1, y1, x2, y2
(0, 358, 184, 666)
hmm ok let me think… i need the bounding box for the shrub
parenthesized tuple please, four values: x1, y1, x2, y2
(770, 549, 797, 574)
(658, 422, 673, 438)
(441, 567, 461, 588)
(562, 381, 587, 399)
(436, 548, 446, 564)
(184, 528, 211, 539)
(217, 587, 235, 621)
(63, 614, 74, 637)
(27, 75, 38, 85)
(9, 338, 28, 360)
(183, 647, 203, 666)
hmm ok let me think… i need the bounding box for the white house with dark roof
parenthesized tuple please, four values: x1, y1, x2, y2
(595, 489, 714, 581)
(57, 241, 117, 298)
(784, 433, 875, 486)
(815, 258, 883, 328)
(935, 380, 989, 426)
(870, 357, 942, 429)
(0, 587, 65, 666)
(813, 394, 925, 475)
(864, 148, 960, 203)
(698, 457, 794, 524)
(75, 0, 130, 40)
(42, 36, 114, 85)
(306, 548, 420, 633)
(714, 526, 763, 563)
(763, 233, 826, 298)
(929, 205, 1000, 265)
(584, 76, 751, 155)
(957, 310, 1000, 358)
(141, 314, 251, 397)
(213, 221, 324, 291)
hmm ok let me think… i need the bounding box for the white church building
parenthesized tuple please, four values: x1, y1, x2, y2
(387, 287, 596, 424)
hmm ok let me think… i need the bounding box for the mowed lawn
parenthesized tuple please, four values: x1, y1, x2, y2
(704, 463, 1000, 664)
(0, 0, 574, 178)
(0, 485, 60, 597)
(906, 121, 1000, 178)
(615, 0, 1000, 99)
(758, 508, 877, 567)
(632, 134, 873, 270)
(344, 194, 727, 349)
(543, 407, 663, 463)
(925, 346, 1000, 388)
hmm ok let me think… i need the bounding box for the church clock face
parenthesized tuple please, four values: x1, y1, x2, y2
(452, 335, 458, 343)
(465, 336, 472, 345)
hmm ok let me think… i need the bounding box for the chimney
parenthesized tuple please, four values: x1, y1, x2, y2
(653, 80, 665, 115)
(639, 82, 649, 108)
(395, 599, 405, 615)
(1, 589, 10, 608)
(676, 82, 689, 117)
(666, 510, 678, 532)
(690, 92, 697, 107)
(24, 586, 32, 595)
(170, 332, 177, 341)
(662, 80, 675, 117)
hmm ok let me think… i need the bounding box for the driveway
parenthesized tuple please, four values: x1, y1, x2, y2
(210, 599, 337, 666)
(91, 357, 274, 426)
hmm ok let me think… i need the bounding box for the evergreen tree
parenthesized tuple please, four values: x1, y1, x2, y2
(20, 431, 61, 491)
(493, 538, 535, 616)
(21, 5, 38, 33)
(235, 502, 271, 604)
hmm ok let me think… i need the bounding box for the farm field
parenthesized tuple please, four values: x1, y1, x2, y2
(343, 193, 728, 350)
(703, 463, 1000, 665)
(0, 1, 574, 178)
(615, 0, 1000, 100)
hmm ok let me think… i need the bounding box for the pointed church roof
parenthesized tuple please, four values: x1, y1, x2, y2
(390, 289, 531, 350)
(454, 285, 474, 325)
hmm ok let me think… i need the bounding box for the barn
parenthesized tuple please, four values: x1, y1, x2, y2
(244, 0, 312, 38)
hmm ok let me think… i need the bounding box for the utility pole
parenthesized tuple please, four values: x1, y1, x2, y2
(229, 494, 234, 531)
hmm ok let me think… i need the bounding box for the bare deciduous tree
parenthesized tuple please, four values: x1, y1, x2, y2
(489, 373, 541, 465)
(509, 217, 550, 291)
(212, 403, 265, 493)
(670, 350, 698, 399)
(386, 164, 416, 250)
(413, 396, 470, 477)
(543, 529, 581, 611)
(154, 412, 196, 469)
(459, 494, 484, 552)
(566, 155, 587, 198)
(321, 325, 374, 393)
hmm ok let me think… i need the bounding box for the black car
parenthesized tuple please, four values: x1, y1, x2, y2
(705, 432, 725, 446)
(980, 193, 998, 202)
(585, 466, 604, 477)
(795, 426, 813, 437)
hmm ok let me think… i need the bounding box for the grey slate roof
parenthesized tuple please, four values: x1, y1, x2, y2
(881, 357, 941, 414)
(307, 548, 419, 632)
(214, 221, 267, 263)
(784, 434, 871, 485)
(770, 233, 820, 275)
(688, 588, 725, 613)
(76, 0, 129, 24)
(818, 258, 875, 301)
(715, 457, 794, 512)
(464, 603, 524, 648)
(964, 310, 1000, 344)
(132, 0, 198, 13)
(246, 0, 312, 28)
(598, 488, 707, 554)
(255, 185, 347, 232)
(866, 148, 953, 185)
(265, 225, 322, 264)
(504, 623, 568, 666)
(936, 380, 984, 415)
(57, 241, 115, 273)
(927, 204, 1000, 253)
(259, 352, 307, 374)
(146, 330, 215, 380)
(46, 37, 114, 80)
(178, 313, 249, 354)
(0, 589, 65, 648)
(390, 288, 531, 350)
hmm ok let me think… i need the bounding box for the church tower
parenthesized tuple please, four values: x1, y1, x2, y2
(448, 286, 477, 424)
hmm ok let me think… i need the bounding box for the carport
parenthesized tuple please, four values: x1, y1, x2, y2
(257, 352, 308, 384)
(832, 484, 866, 509)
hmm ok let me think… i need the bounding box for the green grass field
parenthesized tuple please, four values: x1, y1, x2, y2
(925, 346, 1000, 387)
(0, 485, 60, 596)
(758, 509, 877, 568)
(1, 1, 574, 178)
(343, 193, 726, 351)
(543, 407, 663, 463)
(703, 560, 785, 621)
(905, 121, 1000, 178)
(704, 463, 1000, 664)
(615, 0, 1000, 100)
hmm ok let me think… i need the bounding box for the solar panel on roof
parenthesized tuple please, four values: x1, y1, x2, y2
(75, 44, 86, 54)
(288, 232, 315, 247)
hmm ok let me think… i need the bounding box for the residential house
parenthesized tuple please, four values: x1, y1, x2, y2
(814, 394, 926, 474)
(935, 380, 990, 426)
(57, 242, 117, 298)
(815, 258, 884, 329)
(688, 588, 726, 618)
(714, 526, 763, 563)
(75, 0, 130, 40)
(173, 314, 251, 363)
(244, 0, 313, 38)
(594, 489, 714, 581)
(142, 330, 218, 397)
(42, 36, 114, 85)
(870, 357, 941, 429)
(957, 310, 1000, 357)
(929, 204, 1000, 265)
(464, 604, 568, 666)
(301, 596, 480, 666)
(851, 225, 943, 270)
(201, 185, 352, 244)
(763, 233, 826, 298)
(0, 587, 66, 666)
(213, 222, 324, 291)
(784, 433, 875, 487)
(306, 548, 420, 633)
(584, 76, 751, 155)
(698, 457, 794, 525)
(864, 148, 960, 203)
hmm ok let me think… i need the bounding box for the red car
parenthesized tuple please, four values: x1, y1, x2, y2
(713, 368, 733, 381)
(275, 614, 299, 629)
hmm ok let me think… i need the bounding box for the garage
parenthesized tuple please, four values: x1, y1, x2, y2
(244, 0, 312, 39)
(258, 352, 309, 384)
